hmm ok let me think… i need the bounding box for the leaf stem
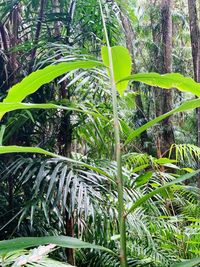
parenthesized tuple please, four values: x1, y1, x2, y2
(99, 1, 127, 266)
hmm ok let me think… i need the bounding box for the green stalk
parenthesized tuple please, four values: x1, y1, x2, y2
(99, 1, 127, 266)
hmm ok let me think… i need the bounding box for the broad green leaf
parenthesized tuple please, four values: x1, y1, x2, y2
(4, 61, 101, 102)
(101, 46, 132, 95)
(125, 98, 200, 145)
(0, 145, 78, 166)
(0, 145, 56, 157)
(127, 170, 200, 215)
(171, 258, 200, 267)
(118, 72, 200, 97)
(0, 103, 107, 121)
(154, 158, 177, 164)
(0, 236, 115, 255)
(0, 60, 102, 119)
(135, 171, 153, 187)
(0, 103, 58, 115)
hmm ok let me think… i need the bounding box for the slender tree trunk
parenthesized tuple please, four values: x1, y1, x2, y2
(58, 82, 75, 264)
(152, 0, 175, 157)
(65, 0, 76, 45)
(9, 3, 21, 85)
(0, 23, 9, 51)
(0, 4, 21, 216)
(120, 9, 149, 152)
(53, 0, 61, 39)
(0, 23, 9, 91)
(29, 0, 47, 72)
(55, 1, 75, 264)
(188, 0, 200, 187)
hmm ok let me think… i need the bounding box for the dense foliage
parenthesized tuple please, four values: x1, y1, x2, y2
(1, 0, 200, 267)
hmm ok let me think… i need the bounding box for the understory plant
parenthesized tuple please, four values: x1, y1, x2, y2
(2, 3, 200, 267)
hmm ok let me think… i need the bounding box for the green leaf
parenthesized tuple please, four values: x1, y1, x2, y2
(0, 145, 86, 167)
(182, 167, 194, 173)
(0, 236, 115, 255)
(0, 146, 113, 181)
(171, 258, 200, 267)
(0, 103, 57, 114)
(154, 158, 177, 164)
(135, 171, 153, 187)
(4, 61, 101, 102)
(125, 98, 200, 145)
(0, 60, 102, 119)
(127, 170, 200, 215)
(101, 46, 132, 95)
(0, 103, 107, 121)
(132, 164, 150, 173)
(118, 72, 200, 97)
(0, 145, 56, 157)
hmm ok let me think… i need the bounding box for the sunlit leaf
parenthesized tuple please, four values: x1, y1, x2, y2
(101, 46, 132, 95)
(119, 72, 200, 97)
(0, 103, 107, 121)
(0, 60, 102, 119)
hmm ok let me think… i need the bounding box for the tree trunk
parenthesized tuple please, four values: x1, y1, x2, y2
(152, 0, 175, 157)
(65, 0, 76, 45)
(55, 1, 75, 264)
(0, 1, 22, 90)
(53, 0, 62, 39)
(58, 82, 75, 265)
(188, 0, 200, 188)
(9, 3, 21, 85)
(29, 0, 47, 72)
(120, 9, 149, 152)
